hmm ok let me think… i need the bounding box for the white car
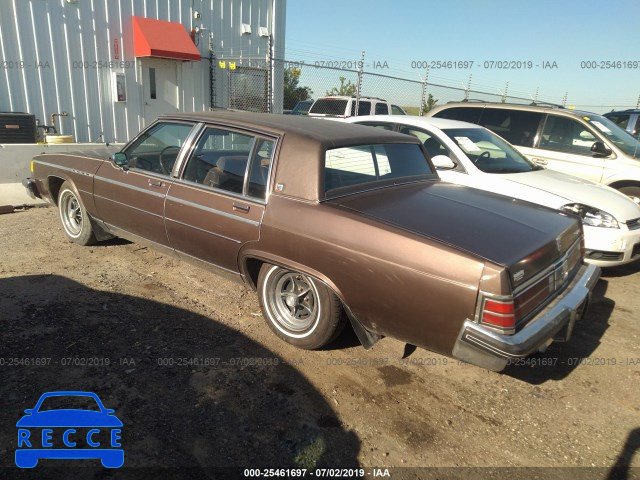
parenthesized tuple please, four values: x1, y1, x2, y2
(343, 115, 640, 267)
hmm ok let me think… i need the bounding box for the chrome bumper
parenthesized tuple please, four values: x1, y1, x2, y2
(452, 263, 601, 371)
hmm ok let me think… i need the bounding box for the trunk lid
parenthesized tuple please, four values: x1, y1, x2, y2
(329, 181, 582, 286)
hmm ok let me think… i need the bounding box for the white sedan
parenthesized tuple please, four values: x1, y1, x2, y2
(343, 115, 640, 267)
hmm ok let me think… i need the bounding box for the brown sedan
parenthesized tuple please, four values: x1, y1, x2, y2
(24, 112, 600, 371)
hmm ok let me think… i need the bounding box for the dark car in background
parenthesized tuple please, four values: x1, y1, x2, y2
(604, 109, 640, 139)
(24, 112, 599, 371)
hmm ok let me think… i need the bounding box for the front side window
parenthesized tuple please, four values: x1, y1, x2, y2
(582, 114, 640, 158)
(391, 105, 406, 115)
(398, 126, 451, 159)
(124, 122, 194, 175)
(443, 127, 537, 173)
(324, 143, 434, 195)
(539, 115, 600, 155)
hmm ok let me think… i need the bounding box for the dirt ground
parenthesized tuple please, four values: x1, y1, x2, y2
(1, 206, 639, 479)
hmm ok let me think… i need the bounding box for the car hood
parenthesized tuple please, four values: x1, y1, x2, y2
(16, 410, 123, 427)
(503, 169, 640, 221)
(330, 181, 580, 281)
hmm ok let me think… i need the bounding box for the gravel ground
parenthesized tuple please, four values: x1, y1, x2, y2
(1, 206, 639, 480)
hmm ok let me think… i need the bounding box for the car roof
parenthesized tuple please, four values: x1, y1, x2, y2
(604, 109, 640, 114)
(432, 102, 599, 118)
(161, 111, 418, 148)
(344, 114, 481, 130)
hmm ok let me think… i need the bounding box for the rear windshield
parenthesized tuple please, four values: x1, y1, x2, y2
(324, 143, 434, 196)
(310, 99, 348, 116)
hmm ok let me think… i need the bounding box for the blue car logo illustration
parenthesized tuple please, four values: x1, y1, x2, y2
(16, 391, 123, 468)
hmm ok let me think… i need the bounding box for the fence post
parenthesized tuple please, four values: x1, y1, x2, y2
(501, 82, 508, 103)
(267, 34, 274, 113)
(419, 69, 429, 116)
(463, 74, 472, 101)
(355, 50, 365, 115)
(636, 94, 639, 109)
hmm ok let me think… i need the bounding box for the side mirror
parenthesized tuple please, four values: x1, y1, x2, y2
(111, 152, 128, 167)
(24, 409, 34, 414)
(105, 409, 115, 414)
(431, 155, 456, 170)
(591, 141, 612, 157)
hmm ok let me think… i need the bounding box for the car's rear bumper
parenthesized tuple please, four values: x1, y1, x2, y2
(452, 263, 601, 371)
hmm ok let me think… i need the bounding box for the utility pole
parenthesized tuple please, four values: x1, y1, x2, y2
(501, 82, 509, 103)
(463, 74, 472, 101)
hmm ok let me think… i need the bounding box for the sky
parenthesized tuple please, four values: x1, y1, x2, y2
(284, 0, 640, 113)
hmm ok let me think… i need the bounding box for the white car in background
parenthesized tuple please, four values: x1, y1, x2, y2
(343, 115, 640, 267)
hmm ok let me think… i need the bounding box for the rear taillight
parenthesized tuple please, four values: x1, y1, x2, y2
(480, 298, 516, 334)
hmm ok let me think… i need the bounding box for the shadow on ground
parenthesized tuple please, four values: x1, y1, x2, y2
(0, 275, 360, 479)
(503, 279, 614, 384)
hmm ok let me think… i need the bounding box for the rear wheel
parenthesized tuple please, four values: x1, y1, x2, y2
(58, 181, 97, 245)
(258, 264, 345, 349)
(618, 185, 640, 205)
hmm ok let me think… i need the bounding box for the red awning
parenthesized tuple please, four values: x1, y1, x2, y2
(132, 16, 200, 61)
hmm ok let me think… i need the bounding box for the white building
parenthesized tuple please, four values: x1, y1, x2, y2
(0, 0, 286, 143)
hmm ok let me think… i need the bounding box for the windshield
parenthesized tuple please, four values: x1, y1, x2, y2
(324, 143, 435, 196)
(581, 114, 640, 158)
(309, 99, 348, 116)
(442, 127, 539, 173)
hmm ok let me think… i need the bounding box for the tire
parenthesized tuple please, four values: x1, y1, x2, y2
(58, 181, 97, 245)
(618, 185, 640, 205)
(257, 264, 345, 349)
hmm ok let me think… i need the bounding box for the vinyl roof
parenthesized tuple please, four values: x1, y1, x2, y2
(161, 111, 421, 148)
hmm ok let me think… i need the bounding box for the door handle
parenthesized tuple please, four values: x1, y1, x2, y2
(148, 179, 162, 187)
(232, 202, 250, 213)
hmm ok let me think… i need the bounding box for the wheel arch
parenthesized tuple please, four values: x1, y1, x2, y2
(47, 175, 69, 205)
(240, 252, 382, 348)
(607, 179, 640, 190)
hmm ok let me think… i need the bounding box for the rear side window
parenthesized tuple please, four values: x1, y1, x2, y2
(391, 105, 406, 115)
(433, 107, 482, 124)
(478, 108, 543, 147)
(324, 143, 433, 195)
(351, 101, 371, 116)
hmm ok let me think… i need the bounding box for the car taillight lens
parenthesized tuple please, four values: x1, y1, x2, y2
(481, 298, 516, 333)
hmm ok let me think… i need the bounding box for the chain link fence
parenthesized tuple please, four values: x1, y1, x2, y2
(210, 56, 620, 115)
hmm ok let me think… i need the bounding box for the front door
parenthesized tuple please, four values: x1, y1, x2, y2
(94, 121, 195, 246)
(523, 114, 606, 183)
(142, 58, 179, 125)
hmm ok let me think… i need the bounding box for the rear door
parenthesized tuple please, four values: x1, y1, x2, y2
(164, 125, 276, 273)
(93, 121, 195, 246)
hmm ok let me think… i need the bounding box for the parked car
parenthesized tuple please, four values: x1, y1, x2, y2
(604, 109, 640, 139)
(15, 391, 123, 468)
(344, 115, 640, 267)
(428, 102, 640, 203)
(24, 112, 599, 371)
(308, 96, 405, 117)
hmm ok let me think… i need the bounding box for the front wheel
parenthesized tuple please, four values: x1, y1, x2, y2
(58, 181, 97, 245)
(618, 185, 640, 205)
(258, 264, 345, 349)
